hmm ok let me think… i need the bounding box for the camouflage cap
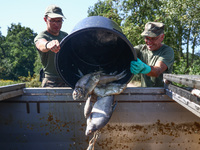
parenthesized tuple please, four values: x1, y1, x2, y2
(141, 22, 164, 37)
(45, 5, 66, 19)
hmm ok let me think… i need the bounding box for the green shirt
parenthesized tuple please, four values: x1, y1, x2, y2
(134, 44, 174, 87)
(34, 30, 68, 77)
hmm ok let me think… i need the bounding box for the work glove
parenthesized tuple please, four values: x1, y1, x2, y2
(130, 58, 151, 75)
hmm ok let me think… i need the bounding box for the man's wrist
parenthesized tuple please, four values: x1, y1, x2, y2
(141, 65, 151, 74)
(45, 41, 50, 50)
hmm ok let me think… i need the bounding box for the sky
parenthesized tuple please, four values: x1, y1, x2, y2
(0, 0, 99, 36)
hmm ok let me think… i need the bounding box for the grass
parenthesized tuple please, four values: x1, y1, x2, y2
(0, 79, 22, 86)
(0, 74, 41, 87)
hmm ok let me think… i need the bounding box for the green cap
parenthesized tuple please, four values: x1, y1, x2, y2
(141, 22, 164, 37)
(45, 5, 66, 19)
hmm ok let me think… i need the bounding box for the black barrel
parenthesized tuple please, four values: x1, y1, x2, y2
(55, 16, 137, 89)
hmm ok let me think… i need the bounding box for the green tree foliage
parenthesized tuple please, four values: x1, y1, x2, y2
(161, 0, 200, 66)
(0, 30, 6, 59)
(0, 23, 37, 80)
(88, 0, 122, 26)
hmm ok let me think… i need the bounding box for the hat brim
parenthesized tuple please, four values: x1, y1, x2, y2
(141, 31, 158, 37)
(47, 13, 66, 19)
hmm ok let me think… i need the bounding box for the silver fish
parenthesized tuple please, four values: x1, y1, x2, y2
(85, 95, 114, 136)
(72, 71, 101, 100)
(94, 83, 127, 97)
(72, 70, 126, 100)
(84, 96, 93, 118)
(84, 94, 97, 118)
(98, 70, 126, 85)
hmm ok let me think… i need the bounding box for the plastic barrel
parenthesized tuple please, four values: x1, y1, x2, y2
(55, 16, 137, 89)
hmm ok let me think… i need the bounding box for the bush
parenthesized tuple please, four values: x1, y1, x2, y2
(0, 73, 41, 87)
(18, 72, 41, 87)
(0, 79, 21, 86)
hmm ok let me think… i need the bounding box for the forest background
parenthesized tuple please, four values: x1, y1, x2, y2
(0, 0, 199, 87)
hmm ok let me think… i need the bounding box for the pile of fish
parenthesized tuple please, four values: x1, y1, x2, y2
(72, 70, 127, 149)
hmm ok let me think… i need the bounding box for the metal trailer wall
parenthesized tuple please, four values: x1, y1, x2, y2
(0, 87, 200, 150)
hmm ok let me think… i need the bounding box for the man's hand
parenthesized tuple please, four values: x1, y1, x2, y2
(130, 58, 151, 75)
(46, 40, 60, 53)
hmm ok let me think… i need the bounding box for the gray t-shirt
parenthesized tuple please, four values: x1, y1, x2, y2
(34, 30, 68, 77)
(134, 44, 174, 87)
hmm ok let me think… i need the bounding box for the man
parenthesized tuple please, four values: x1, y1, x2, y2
(130, 22, 174, 87)
(34, 5, 68, 87)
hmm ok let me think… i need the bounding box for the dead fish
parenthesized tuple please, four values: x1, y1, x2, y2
(85, 95, 114, 136)
(84, 96, 93, 118)
(72, 71, 101, 100)
(84, 94, 97, 118)
(98, 70, 126, 85)
(94, 83, 127, 97)
(72, 70, 126, 100)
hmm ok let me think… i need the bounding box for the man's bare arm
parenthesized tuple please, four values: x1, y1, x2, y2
(35, 38, 60, 53)
(146, 61, 168, 77)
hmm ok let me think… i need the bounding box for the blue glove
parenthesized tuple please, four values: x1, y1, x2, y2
(130, 58, 151, 75)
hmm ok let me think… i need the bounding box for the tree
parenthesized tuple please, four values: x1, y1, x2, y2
(0, 23, 37, 80)
(0, 29, 6, 59)
(88, 0, 122, 26)
(160, 0, 200, 70)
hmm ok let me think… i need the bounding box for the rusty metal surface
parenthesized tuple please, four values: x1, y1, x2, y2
(163, 74, 200, 89)
(0, 87, 200, 150)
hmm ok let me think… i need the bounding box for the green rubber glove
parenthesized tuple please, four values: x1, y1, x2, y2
(130, 58, 151, 75)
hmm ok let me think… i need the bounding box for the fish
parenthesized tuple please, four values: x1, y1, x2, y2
(84, 94, 97, 118)
(72, 70, 126, 101)
(84, 96, 93, 118)
(98, 70, 126, 85)
(85, 95, 114, 136)
(72, 71, 101, 101)
(93, 83, 127, 97)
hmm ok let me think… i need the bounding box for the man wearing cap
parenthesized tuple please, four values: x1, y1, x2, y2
(130, 22, 174, 87)
(34, 5, 68, 87)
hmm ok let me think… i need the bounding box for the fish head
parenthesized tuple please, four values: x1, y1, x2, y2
(85, 125, 97, 136)
(72, 87, 85, 100)
(85, 129, 92, 136)
(85, 117, 97, 136)
(92, 72, 101, 82)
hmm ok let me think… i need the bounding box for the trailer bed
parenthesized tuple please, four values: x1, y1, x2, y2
(0, 84, 200, 150)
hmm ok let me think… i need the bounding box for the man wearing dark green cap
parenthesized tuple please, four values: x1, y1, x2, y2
(130, 22, 174, 87)
(34, 5, 68, 87)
